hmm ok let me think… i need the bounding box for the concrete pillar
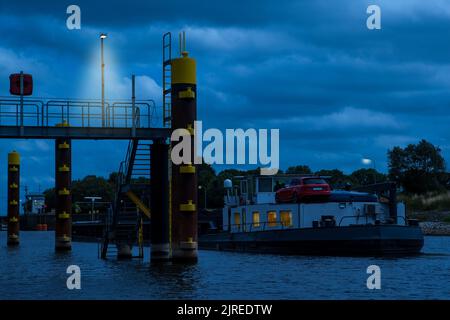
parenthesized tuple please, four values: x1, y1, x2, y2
(171, 51, 198, 262)
(117, 244, 132, 259)
(55, 130, 72, 251)
(150, 139, 170, 261)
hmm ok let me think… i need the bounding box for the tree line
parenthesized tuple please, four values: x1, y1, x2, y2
(42, 139, 449, 212)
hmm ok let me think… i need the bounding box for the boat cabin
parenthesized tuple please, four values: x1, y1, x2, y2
(222, 175, 406, 233)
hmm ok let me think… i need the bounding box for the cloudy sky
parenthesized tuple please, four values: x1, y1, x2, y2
(0, 0, 450, 212)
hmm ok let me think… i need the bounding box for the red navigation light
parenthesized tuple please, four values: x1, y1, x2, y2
(9, 73, 33, 96)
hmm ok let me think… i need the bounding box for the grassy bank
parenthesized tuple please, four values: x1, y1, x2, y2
(399, 191, 450, 215)
(397, 192, 450, 235)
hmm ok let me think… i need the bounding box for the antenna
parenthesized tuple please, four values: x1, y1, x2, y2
(179, 31, 186, 56)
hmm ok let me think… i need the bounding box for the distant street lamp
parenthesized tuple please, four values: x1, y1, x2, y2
(362, 158, 377, 184)
(100, 33, 107, 127)
(198, 185, 207, 209)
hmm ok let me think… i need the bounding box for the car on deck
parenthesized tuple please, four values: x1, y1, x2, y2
(275, 177, 331, 203)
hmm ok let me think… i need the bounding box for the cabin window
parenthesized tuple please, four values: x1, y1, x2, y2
(252, 211, 260, 227)
(234, 212, 240, 228)
(280, 210, 293, 227)
(267, 211, 277, 227)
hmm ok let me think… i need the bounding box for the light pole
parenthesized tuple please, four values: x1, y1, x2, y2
(362, 158, 377, 184)
(84, 196, 102, 221)
(100, 33, 107, 127)
(198, 185, 207, 209)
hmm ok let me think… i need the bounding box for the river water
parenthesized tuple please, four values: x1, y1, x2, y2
(0, 231, 449, 299)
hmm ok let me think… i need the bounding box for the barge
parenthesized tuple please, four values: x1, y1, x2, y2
(199, 175, 424, 256)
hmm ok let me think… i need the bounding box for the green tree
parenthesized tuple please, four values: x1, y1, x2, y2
(197, 163, 218, 209)
(217, 168, 246, 182)
(350, 168, 387, 187)
(71, 175, 114, 203)
(286, 165, 312, 175)
(44, 175, 115, 213)
(388, 139, 447, 194)
(314, 169, 353, 188)
(43, 188, 56, 213)
(108, 172, 118, 188)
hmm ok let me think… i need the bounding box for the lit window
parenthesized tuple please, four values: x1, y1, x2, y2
(280, 211, 293, 227)
(252, 212, 260, 227)
(234, 212, 240, 227)
(267, 211, 277, 227)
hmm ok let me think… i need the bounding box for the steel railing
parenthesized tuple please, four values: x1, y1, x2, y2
(228, 214, 409, 232)
(338, 215, 370, 226)
(0, 97, 157, 129)
(227, 221, 294, 233)
(338, 214, 408, 226)
(0, 99, 44, 126)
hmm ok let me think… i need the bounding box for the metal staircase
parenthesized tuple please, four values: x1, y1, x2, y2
(101, 139, 151, 259)
(163, 32, 172, 128)
(100, 32, 176, 259)
(162, 32, 174, 254)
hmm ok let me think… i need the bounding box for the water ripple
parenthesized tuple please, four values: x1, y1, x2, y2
(0, 232, 449, 299)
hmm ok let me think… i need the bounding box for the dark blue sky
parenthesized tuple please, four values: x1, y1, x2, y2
(1, 0, 450, 212)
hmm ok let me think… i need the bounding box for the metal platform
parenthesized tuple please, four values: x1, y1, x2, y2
(0, 97, 170, 139)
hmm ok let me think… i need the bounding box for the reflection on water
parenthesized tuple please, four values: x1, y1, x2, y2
(0, 231, 449, 299)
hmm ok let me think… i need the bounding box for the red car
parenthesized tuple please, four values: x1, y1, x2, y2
(275, 177, 331, 203)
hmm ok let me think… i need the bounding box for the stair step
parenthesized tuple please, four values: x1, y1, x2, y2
(103, 139, 153, 248)
(118, 211, 138, 216)
(116, 223, 136, 227)
(115, 228, 136, 233)
(118, 216, 137, 220)
(116, 230, 135, 234)
(118, 209, 138, 213)
(115, 230, 135, 235)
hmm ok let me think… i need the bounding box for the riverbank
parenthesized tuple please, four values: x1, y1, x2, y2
(408, 211, 450, 235)
(420, 222, 450, 236)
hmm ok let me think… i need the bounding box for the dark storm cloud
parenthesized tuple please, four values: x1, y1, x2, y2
(1, 0, 450, 214)
(0, 0, 306, 27)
